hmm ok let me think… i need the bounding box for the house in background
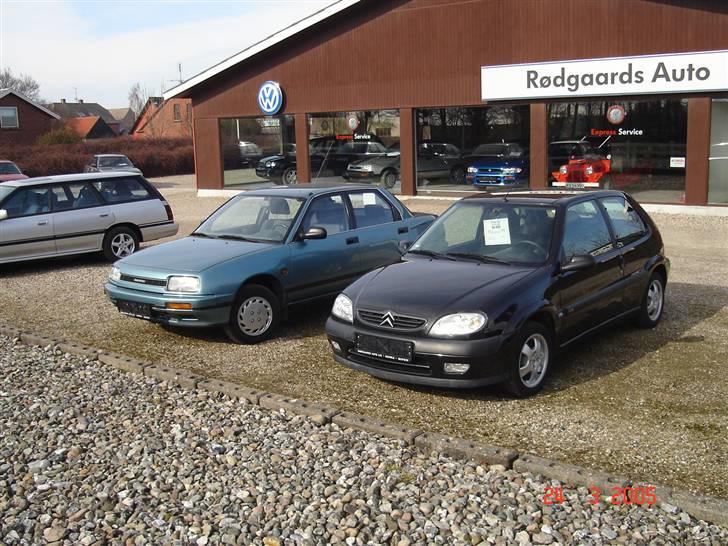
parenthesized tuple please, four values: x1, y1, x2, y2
(131, 97, 192, 139)
(0, 88, 61, 145)
(65, 116, 117, 140)
(51, 99, 120, 135)
(108, 107, 136, 135)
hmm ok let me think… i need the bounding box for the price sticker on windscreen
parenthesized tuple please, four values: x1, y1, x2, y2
(483, 218, 511, 246)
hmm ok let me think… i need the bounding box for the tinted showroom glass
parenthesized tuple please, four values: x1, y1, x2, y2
(599, 196, 647, 244)
(3, 188, 51, 218)
(411, 202, 556, 264)
(93, 177, 151, 203)
(562, 200, 614, 260)
(199, 195, 303, 242)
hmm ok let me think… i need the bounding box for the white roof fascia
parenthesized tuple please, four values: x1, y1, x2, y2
(163, 0, 361, 100)
(0, 88, 61, 119)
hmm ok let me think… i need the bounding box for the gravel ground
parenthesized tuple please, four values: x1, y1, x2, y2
(2, 336, 727, 546)
(1, 178, 727, 501)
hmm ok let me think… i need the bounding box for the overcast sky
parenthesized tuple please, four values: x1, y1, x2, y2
(1, 0, 333, 107)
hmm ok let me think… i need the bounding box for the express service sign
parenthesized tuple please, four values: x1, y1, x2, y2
(481, 50, 728, 101)
(257, 81, 284, 115)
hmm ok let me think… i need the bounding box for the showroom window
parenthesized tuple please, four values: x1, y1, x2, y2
(708, 99, 728, 204)
(547, 99, 687, 203)
(308, 110, 400, 193)
(415, 105, 530, 192)
(219, 115, 295, 187)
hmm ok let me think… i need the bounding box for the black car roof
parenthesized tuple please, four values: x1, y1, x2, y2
(462, 189, 627, 206)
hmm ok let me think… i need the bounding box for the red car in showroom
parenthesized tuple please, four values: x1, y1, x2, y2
(552, 157, 612, 188)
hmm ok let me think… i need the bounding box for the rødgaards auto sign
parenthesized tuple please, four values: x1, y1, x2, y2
(481, 50, 728, 101)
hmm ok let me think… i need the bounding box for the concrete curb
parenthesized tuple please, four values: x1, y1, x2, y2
(260, 393, 340, 425)
(332, 411, 422, 445)
(98, 352, 151, 374)
(198, 379, 266, 405)
(415, 432, 518, 468)
(143, 363, 205, 390)
(513, 453, 629, 493)
(3, 323, 727, 528)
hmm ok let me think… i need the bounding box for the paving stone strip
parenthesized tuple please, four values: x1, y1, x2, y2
(1, 331, 727, 545)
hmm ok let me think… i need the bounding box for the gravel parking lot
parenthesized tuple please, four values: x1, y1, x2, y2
(1, 176, 727, 501)
(2, 336, 727, 545)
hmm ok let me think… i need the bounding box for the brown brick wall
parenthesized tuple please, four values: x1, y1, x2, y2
(133, 99, 192, 139)
(0, 94, 57, 146)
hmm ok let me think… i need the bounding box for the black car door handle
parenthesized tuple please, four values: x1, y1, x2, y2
(398, 226, 409, 234)
(346, 236, 359, 245)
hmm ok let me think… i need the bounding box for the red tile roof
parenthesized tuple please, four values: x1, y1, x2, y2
(65, 116, 100, 137)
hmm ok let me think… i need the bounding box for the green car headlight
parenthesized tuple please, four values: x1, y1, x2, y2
(166, 276, 201, 293)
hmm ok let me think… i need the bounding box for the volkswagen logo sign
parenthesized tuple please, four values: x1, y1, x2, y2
(257, 81, 284, 115)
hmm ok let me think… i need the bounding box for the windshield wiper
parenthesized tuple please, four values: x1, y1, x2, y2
(446, 252, 511, 265)
(407, 249, 455, 261)
(190, 232, 217, 239)
(216, 234, 260, 242)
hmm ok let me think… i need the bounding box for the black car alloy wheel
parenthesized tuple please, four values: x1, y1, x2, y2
(636, 272, 665, 328)
(505, 321, 552, 397)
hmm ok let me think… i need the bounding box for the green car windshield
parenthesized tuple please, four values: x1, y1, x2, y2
(194, 195, 305, 243)
(410, 201, 557, 265)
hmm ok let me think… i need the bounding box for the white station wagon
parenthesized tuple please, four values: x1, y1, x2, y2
(0, 172, 178, 264)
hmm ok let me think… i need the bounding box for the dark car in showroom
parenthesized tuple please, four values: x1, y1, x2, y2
(465, 143, 529, 189)
(326, 190, 669, 396)
(344, 142, 465, 188)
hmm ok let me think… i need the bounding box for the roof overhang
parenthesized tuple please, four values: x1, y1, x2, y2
(0, 88, 61, 119)
(163, 0, 362, 100)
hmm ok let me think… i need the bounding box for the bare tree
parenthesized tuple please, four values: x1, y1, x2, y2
(128, 82, 151, 118)
(0, 67, 41, 100)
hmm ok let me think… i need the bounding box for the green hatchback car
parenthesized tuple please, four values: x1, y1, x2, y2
(104, 185, 435, 343)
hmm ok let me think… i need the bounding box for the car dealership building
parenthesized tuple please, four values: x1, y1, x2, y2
(165, 0, 728, 206)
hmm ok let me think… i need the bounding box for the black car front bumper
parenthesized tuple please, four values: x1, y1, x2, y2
(325, 317, 510, 388)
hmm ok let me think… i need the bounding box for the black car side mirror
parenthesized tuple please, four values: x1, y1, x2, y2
(302, 227, 327, 240)
(561, 254, 596, 273)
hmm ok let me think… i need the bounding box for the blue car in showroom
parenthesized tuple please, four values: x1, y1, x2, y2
(105, 185, 435, 343)
(465, 143, 529, 189)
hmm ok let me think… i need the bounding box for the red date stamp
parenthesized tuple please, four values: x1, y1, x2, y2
(543, 485, 657, 506)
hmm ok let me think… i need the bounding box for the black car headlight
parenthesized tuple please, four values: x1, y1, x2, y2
(332, 294, 353, 323)
(429, 312, 487, 337)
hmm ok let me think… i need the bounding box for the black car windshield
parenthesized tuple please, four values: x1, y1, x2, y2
(99, 156, 132, 167)
(410, 201, 557, 265)
(195, 195, 305, 243)
(0, 162, 20, 174)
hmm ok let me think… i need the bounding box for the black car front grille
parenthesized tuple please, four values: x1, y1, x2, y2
(347, 351, 433, 376)
(120, 274, 167, 287)
(477, 167, 502, 174)
(357, 309, 427, 330)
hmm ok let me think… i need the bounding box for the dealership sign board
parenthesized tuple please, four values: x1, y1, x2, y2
(481, 50, 728, 101)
